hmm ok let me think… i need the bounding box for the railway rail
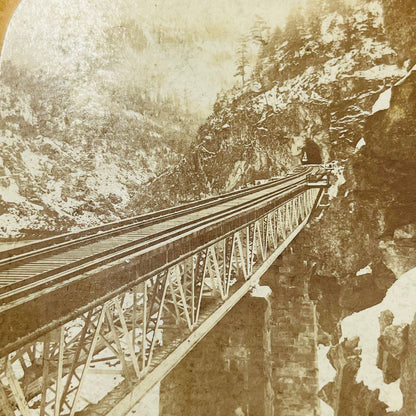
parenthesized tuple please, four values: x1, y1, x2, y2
(0, 166, 313, 289)
(0, 166, 321, 356)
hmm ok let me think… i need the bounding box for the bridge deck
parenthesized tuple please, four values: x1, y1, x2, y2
(0, 167, 320, 355)
(0, 171, 305, 292)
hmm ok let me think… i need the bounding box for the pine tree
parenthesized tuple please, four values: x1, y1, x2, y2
(285, 6, 306, 49)
(305, 0, 324, 36)
(250, 15, 271, 46)
(260, 25, 283, 59)
(234, 36, 249, 86)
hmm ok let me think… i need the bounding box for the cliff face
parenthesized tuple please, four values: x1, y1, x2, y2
(136, 0, 404, 212)
(161, 0, 416, 413)
(303, 70, 416, 338)
(307, 39, 416, 416)
(145, 0, 416, 412)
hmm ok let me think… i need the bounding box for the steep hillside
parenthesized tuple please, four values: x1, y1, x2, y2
(294, 1, 416, 413)
(137, 0, 405, 211)
(0, 0, 406, 238)
(0, 63, 197, 238)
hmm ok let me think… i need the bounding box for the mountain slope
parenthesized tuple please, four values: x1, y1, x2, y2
(136, 0, 404, 210)
(0, 63, 197, 237)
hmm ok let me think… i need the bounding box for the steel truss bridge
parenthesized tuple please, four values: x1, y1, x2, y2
(0, 166, 328, 416)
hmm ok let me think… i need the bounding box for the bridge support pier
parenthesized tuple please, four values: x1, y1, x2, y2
(262, 258, 320, 416)
(159, 295, 270, 416)
(159, 252, 320, 416)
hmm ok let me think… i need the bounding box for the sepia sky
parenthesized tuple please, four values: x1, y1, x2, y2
(2, 0, 307, 114)
(138, 0, 307, 34)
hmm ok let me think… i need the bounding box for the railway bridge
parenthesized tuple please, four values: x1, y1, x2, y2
(0, 166, 329, 416)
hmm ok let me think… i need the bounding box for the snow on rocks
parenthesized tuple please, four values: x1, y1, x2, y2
(327, 167, 346, 200)
(372, 88, 392, 114)
(393, 224, 416, 240)
(21, 148, 46, 177)
(320, 399, 335, 416)
(356, 264, 373, 276)
(355, 65, 406, 81)
(318, 345, 336, 390)
(0, 179, 26, 203)
(341, 267, 416, 411)
(321, 13, 345, 45)
(251, 284, 272, 298)
(0, 212, 44, 238)
(317, 345, 336, 415)
(354, 137, 366, 153)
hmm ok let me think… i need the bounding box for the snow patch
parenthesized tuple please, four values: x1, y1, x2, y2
(0, 180, 26, 203)
(320, 399, 335, 416)
(21, 149, 46, 176)
(341, 267, 416, 411)
(372, 88, 392, 114)
(360, 39, 396, 61)
(356, 264, 372, 276)
(321, 13, 345, 44)
(317, 345, 336, 389)
(87, 162, 131, 206)
(251, 285, 272, 298)
(328, 169, 346, 200)
(0, 212, 43, 238)
(354, 138, 366, 153)
(320, 53, 357, 85)
(71, 211, 104, 230)
(354, 65, 405, 81)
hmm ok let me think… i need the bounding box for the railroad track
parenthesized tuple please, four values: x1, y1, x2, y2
(0, 166, 324, 356)
(0, 167, 313, 305)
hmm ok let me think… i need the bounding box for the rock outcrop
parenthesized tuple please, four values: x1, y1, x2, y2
(377, 310, 408, 384)
(399, 314, 416, 415)
(320, 337, 389, 416)
(298, 1, 416, 410)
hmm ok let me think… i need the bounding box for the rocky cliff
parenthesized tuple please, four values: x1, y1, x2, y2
(300, 1, 416, 413)
(321, 73, 415, 415)
(136, 0, 405, 211)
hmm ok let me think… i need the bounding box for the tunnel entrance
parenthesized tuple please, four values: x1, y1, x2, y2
(301, 139, 322, 164)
